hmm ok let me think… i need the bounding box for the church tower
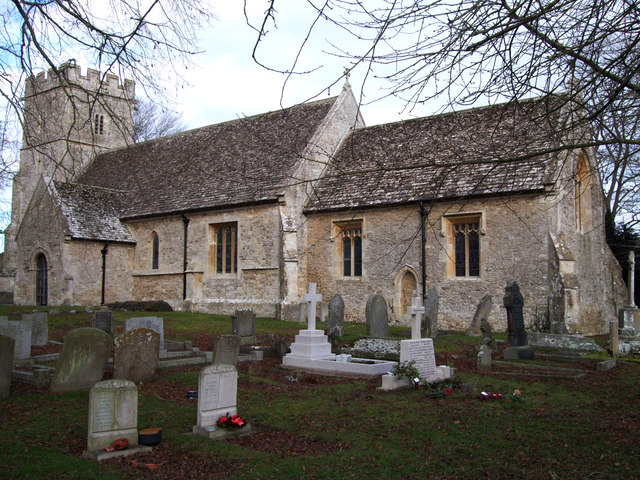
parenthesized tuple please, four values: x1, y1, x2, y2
(2, 62, 135, 280)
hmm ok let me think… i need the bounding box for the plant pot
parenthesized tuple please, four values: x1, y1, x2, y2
(138, 427, 162, 446)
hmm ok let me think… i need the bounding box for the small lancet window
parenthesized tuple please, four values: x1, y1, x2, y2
(93, 114, 104, 135)
(151, 233, 159, 270)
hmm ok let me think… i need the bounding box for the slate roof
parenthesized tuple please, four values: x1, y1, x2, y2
(76, 96, 338, 219)
(304, 97, 568, 213)
(51, 182, 135, 243)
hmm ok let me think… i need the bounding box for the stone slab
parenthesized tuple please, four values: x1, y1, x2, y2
(282, 356, 396, 378)
(503, 345, 535, 360)
(82, 445, 152, 462)
(0, 335, 14, 398)
(528, 332, 604, 352)
(22, 312, 48, 346)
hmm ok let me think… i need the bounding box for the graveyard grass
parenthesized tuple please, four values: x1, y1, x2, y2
(1, 308, 639, 479)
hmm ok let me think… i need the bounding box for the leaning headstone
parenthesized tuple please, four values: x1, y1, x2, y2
(22, 312, 48, 346)
(422, 287, 439, 338)
(50, 328, 113, 393)
(212, 335, 241, 366)
(113, 328, 160, 383)
(92, 309, 114, 336)
(467, 295, 492, 336)
(0, 335, 15, 398)
(125, 317, 164, 349)
(503, 282, 534, 360)
(609, 320, 619, 357)
(231, 310, 257, 345)
(82, 379, 151, 461)
(366, 294, 389, 337)
(328, 294, 345, 348)
(193, 364, 250, 439)
(0, 319, 32, 360)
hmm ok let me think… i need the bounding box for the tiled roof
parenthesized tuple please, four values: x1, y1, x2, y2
(305, 97, 568, 212)
(51, 182, 135, 243)
(76, 97, 338, 219)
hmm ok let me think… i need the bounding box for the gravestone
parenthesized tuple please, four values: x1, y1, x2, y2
(0, 319, 32, 360)
(126, 317, 164, 349)
(400, 338, 439, 382)
(0, 335, 14, 398)
(213, 335, 241, 366)
(50, 328, 113, 393)
(422, 287, 439, 338)
(83, 379, 150, 461)
(503, 282, 534, 360)
(113, 328, 160, 383)
(92, 309, 114, 335)
(481, 318, 498, 352)
(231, 310, 257, 345)
(467, 295, 492, 336)
(193, 364, 247, 439)
(477, 344, 492, 371)
(328, 294, 345, 348)
(366, 294, 389, 337)
(22, 312, 48, 346)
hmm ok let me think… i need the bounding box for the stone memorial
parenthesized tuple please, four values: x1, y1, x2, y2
(467, 295, 492, 336)
(126, 317, 164, 349)
(328, 294, 345, 348)
(422, 287, 439, 338)
(113, 328, 160, 383)
(193, 364, 249, 439)
(213, 335, 241, 366)
(82, 379, 150, 461)
(22, 312, 48, 346)
(477, 344, 492, 371)
(366, 294, 389, 337)
(50, 328, 113, 393)
(231, 310, 257, 345)
(400, 295, 438, 381)
(503, 282, 534, 360)
(0, 334, 15, 398)
(0, 318, 32, 360)
(92, 309, 114, 335)
(481, 318, 498, 352)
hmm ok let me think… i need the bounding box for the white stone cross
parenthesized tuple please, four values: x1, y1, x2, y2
(408, 293, 425, 340)
(303, 283, 323, 331)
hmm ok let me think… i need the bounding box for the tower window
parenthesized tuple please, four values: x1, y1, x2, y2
(93, 114, 104, 134)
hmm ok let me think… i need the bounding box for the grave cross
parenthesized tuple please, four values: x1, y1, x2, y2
(408, 293, 425, 340)
(303, 283, 323, 331)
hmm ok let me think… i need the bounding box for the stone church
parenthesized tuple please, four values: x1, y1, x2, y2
(2, 64, 628, 334)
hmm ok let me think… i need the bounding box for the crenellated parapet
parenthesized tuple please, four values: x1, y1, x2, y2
(25, 62, 135, 100)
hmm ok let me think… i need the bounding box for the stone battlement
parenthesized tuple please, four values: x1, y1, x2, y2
(25, 62, 135, 99)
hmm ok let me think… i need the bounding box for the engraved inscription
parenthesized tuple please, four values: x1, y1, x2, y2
(201, 375, 220, 411)
(93, 392, 115, 432)
(402, 339, 437, 379)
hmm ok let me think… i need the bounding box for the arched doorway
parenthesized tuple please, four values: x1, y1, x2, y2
(36, 253, 48, 306)
(400, 271, 417, 314)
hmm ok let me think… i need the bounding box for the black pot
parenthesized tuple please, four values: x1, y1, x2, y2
(138, 427, 162, 446)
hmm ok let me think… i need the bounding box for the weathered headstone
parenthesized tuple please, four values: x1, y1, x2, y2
(50, 328, 113, 393)
(467, 295, 492, 336)
(22, 312, 48, 346)
(0, 319, 32, 360)
(477, 344, 492, 371)
(113, 328, 160, 383)
(609, 320, 619, 357)
(193, 364, 244, 439)
(480, 318, 498, 352)
(0, 335, 15, 398)
(503, 282, 534, 360)
(366, 294, 389, 337)
(213, 335, 241, 366)
(399, 338, 438, 382)
(92, 309, 114, 336)
(231, 310, 257, 345)
(328, 294, 345, 348)
(83, 379, 150, 461)
(126, 317, 164, 349)
(422, 287, 439, 338)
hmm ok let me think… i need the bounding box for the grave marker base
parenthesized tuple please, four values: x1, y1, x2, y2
(82, 445, 152, 462)
(192, 423, 253, 440)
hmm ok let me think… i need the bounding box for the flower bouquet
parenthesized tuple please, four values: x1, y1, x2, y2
(217, 413, 246, 429)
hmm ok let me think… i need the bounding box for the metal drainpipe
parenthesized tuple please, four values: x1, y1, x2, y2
(420, 201, 427, 299)
(182, 214, 190, 301)
(101, 243, 108, 305)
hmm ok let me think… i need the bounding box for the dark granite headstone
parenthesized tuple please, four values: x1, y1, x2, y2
(92, 309, 113, 335)
(366, 294, 389, 337)
(328, 294, 345, 347)
(468, 295, 492, 336)
(231, 310, 257, 345)
(0, 334, 14, 398)
(503, 282, 533, 360)
(22, 312, 48, 346)
(213, 335, 241, 366)
(113, 328, 160, 383)
(50, 328, 113, 393)
(422, 287, 439, 338)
